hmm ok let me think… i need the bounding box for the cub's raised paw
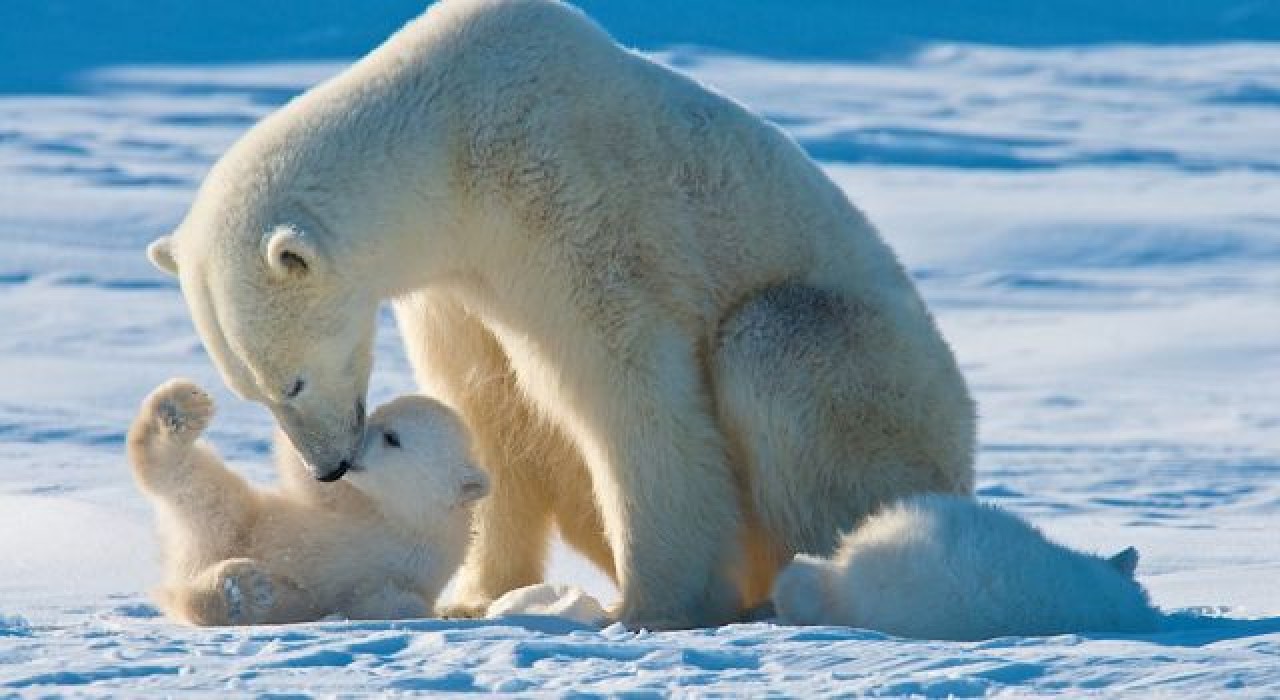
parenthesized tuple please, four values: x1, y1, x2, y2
(145, 379, 215, 441)
(214, 558, 275, 625)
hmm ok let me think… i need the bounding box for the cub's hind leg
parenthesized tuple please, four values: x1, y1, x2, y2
(162, 558, 285, 625)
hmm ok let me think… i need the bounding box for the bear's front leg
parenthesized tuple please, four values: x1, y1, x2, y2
(395, 292, 559, 618)
(437, 452, 554, 618)
(558, 329, 744, 630)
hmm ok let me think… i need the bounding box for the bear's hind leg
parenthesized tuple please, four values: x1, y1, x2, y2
(712, 284, 975, 566)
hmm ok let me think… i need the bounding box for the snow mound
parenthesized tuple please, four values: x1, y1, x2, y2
(487, 584, 610, 627)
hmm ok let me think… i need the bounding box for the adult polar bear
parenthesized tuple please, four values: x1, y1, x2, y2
(146, 0, 975, 628)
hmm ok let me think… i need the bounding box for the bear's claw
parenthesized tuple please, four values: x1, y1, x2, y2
(436, 600, 489, 620)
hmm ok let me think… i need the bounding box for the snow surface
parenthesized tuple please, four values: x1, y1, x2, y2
(2, 4, 1279, 696)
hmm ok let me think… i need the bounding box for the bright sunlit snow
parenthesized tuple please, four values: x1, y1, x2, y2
(1, 2, 1278, 696)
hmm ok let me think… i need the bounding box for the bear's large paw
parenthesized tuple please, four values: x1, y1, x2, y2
(214, 558, 275, 625)
(435, 599, 490, 620)
(145, 379, 214, 443)
(615, 574, 742, 630)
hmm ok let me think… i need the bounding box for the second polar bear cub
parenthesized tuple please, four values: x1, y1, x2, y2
(772, 494, 1160, 640)
(127, 379, 488, 625)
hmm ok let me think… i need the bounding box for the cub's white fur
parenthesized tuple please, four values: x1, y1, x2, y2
(146, 0, 975, 628)
(126, 379, 488, 625)
(772, 494, 1160, 640)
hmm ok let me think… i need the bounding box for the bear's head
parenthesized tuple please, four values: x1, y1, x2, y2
(149, 222, 377, 480)
(145, 118, 409, 482)
(346, 395, 489, 529)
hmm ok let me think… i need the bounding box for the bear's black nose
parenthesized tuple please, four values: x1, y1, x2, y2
(316, 460, 351, 482)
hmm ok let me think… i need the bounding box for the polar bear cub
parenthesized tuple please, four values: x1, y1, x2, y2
(772, 494, 1160, 640)
(127, 379, 488, 626)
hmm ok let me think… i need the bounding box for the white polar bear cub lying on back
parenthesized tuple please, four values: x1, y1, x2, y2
(772, 494, 1160, 640)
(127, 379, 488, 626)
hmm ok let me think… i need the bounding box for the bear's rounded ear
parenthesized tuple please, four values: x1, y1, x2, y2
(146, 236, 179, 277)
(263, 225, 324, 278)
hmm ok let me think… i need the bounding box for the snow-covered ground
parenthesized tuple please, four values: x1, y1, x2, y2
(2, 6, 1279, 696)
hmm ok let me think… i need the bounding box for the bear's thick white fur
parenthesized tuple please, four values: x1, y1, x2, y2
(126, 379, 488, 625)
(772, 494, 1160, 640)
(146, 0, 975, 628)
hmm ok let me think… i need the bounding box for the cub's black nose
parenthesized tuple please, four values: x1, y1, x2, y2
(315, 460, 351, 482)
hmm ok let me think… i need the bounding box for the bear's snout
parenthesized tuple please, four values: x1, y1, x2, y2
(316, 460, 351, 482)
(274, 402, 365, 482)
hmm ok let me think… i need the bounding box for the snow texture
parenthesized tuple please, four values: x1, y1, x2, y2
(1, 1, 1278, 696)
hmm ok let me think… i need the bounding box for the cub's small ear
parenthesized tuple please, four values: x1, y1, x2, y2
(1108, 546, 1140, 578)
(146, 236, 179, 276)
(263, 225, 323, 277)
